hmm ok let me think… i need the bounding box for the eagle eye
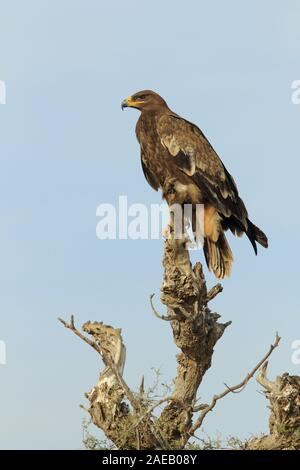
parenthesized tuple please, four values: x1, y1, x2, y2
(135, 94, 146, 101)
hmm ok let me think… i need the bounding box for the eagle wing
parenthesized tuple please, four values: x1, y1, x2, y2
(157, 113, 248, 228)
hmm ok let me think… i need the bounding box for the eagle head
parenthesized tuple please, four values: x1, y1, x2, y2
(121, 90, 168, 111)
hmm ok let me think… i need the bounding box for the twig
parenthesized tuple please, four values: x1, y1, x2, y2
(79, 404, 90, 413)
(149, 294, 177, 321)
(135, 429, 140, 450)
(206, 284, 223, 303)
(152, 425, 171, 450)
(256, 361, 274, 392)
(137, 397, 177, 451)
(118, 396, 174, 449)
(190, 333, 281, 434)
(223, 381, 248, 394)
(138, 396, 174, 451)
(139, 376, 145, 397)
(58, 316, 101, 355)
(192, 403, 209, 412)
(134, 396, 174, 429)
(118, 396, 174, 450)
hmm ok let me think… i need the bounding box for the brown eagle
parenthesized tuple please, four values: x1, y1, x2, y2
(122, 90, 268, 279)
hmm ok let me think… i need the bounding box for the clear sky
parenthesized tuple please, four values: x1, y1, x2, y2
(0, 0, 299, 449)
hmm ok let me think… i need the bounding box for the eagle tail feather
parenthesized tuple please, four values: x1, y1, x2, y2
(246, 219, 268, 255)
(203, 232, 233, 279)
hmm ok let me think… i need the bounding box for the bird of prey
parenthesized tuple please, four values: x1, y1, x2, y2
(121, 90, 268, 279)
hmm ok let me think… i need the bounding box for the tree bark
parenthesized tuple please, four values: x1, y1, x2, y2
(155, 237, 230, 448)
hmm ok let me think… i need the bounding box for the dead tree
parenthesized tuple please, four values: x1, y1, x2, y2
(59, 235, 298, 450)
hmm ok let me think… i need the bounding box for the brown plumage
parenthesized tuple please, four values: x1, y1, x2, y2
(122, 90, 268, 279)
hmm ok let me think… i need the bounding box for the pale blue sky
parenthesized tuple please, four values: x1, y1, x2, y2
(0, 0, 299, 449)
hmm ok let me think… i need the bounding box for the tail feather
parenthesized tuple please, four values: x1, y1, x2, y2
(204, 232, 233, 279)
(222, 216, 268, 255)
(246, 219, 268, 255)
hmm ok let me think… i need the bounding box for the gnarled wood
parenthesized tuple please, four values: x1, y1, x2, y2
(247, 363, 300, 450)
(156, 237, 230, 447)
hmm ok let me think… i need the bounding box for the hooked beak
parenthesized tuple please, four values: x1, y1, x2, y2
(121, 98, 129, 110)
(121, 95, 144, 111)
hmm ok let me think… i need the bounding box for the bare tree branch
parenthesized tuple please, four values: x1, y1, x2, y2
(206, 283, 223, 303)
(256, 360, 274, 392)
(149, 294, 177, 321)
(58, 315, 100, 354)
(189, 333, 281, 435)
